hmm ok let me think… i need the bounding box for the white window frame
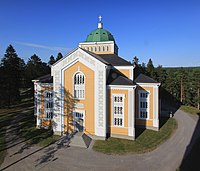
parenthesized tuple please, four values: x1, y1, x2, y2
(138, 90, 150, 120)
(112, 94, 125, 127)
(73, 72, 85, 100)
(44, 90, 53, 120)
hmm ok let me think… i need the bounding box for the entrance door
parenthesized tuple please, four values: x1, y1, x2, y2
(73, 111, 84, 132)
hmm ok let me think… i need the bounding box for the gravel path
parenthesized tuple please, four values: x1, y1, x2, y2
(1, 109, 199, 171)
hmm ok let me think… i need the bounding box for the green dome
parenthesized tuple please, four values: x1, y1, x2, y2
(86, 28, 115, 42)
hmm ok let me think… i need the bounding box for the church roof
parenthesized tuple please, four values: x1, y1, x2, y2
(107, 69, 135, 86)
(135, 73, 158, 83)
(98, 54, 132, 66)
(81, 48, 132, 66)
(81, 48, 110, 65)
(109, 76, 135, 86)
(33, 74, 53, 83)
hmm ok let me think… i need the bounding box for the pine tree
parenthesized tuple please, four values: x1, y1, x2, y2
(56, 52, 63, 61)
(48, 55, 56, 65)
(1, 45, 25, 107)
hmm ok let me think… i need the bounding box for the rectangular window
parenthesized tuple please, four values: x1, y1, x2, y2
(113, 94, 124, 127)
(44, 90, 53, 120)
(138, 91, 149, 119)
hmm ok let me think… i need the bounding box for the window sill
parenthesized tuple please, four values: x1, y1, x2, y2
(73, 98, 85, 100)
(136, 117, 151, 120)
(112, 125, 124, 128)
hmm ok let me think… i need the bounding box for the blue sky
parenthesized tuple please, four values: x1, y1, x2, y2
(0, 0, 200, 67)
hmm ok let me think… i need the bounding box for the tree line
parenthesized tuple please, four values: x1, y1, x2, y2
(0, 44, 199, 109)
(0, 44, 63, 107)
(136, 57, 200, 109)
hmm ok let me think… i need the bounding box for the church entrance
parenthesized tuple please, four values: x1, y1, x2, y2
(73, 110, 85, 132)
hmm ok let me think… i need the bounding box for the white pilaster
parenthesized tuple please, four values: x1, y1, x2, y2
(153, 85, 159, 128)
(95, 65, 107, 138)
(36, 83, 42, 127)
(128, 88, 135, 138)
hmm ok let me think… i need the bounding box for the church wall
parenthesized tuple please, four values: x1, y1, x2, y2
(63, 61, 95, 135)
(108, 89, 129, 136)
(135, 86, 154, 127)
(117, 69, 130, 78)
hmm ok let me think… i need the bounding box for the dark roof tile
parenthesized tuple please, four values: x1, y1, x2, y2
(134, 73, 158, 83)
(98, 54, 132, 66)
(107, 69, 135, 86)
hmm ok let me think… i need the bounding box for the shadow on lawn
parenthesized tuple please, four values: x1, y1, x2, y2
(0, 102, 65, 171)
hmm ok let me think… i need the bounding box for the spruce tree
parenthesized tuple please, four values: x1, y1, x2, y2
(48, 55, 56, 65)
(56, 52, 63, 61)
(147, 58, 154, 76)
(1, 45, 25, 107)
(25, 54, 50, 87)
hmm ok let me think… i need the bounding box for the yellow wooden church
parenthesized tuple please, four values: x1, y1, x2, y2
(33, 17, 160, 140)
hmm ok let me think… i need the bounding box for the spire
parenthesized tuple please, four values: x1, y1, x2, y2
(98, 15, 103, 29)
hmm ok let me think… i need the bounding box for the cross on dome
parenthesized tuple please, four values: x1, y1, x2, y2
(98, 15, 103, 29)
(99, 16, 102, 22)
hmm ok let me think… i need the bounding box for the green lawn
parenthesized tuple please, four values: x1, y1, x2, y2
(18, 109, 60, 146)
(93, 117, 177, 154)
(0, 108, 20, 165)
(180, 105, 200, 115)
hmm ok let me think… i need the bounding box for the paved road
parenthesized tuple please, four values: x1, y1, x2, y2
(1, 109, 199, 171)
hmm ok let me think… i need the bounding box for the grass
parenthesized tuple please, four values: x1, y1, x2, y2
(93, 117, 177, 154)
(18, 108, 60, 146)
(0, 108, 19, 165)
(180, 105, 200, 115)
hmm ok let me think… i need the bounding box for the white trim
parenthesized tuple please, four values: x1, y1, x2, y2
(35, 83, 42, 127)
(108, 85, 136, 90)
(79, 41, 115, 46)
(112, 66, 132, 69)
(128, 88, 135, 137)
(38, 83, 53, 87)
(136, 83, 161, 87)
(153, 86, 159, 128)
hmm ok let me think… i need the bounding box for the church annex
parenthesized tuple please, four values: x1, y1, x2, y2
(33, 17, 160, 140)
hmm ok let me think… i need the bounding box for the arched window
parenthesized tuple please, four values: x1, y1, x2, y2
(74, 72, 85, 99)
(102, 46, 105, 51)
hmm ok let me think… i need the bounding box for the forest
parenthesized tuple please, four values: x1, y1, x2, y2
(0, 45, 199, 110)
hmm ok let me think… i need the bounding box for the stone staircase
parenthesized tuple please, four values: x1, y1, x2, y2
(69, 132, 93, 148)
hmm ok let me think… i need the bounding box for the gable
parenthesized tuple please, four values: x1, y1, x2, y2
(52, 48, 106, 74)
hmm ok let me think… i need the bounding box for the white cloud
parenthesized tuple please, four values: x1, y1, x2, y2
(15, 41, 71, 52)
